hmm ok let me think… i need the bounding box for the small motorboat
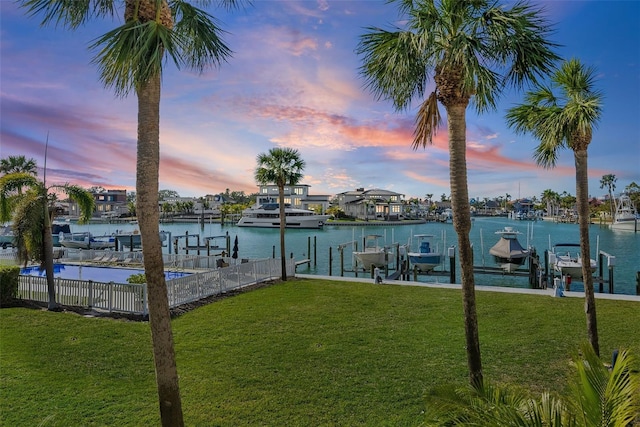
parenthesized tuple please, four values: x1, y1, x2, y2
(489, 227, 529, 273)
(353, 234, 387, 271)
(407, 234, 442, 272)
(549, 243, 596, 280)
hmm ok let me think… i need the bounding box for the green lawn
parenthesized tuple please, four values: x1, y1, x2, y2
(1, 278, 639, 426)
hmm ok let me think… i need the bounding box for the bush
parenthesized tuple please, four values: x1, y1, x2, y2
(0, 265, 20, 305)
(126, 273, 146, 284)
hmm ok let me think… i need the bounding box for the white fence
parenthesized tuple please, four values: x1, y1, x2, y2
(15, 256, 295, 316)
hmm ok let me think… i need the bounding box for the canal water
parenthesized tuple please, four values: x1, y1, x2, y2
(74, 217, 639, 295)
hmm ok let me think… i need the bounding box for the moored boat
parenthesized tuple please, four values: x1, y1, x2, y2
(489, 226, 529, 273)
(237, 203, 331, 229)
(610, 194, 639, 232)
(353, 234, 388, 271)
(59, 232, 115, 250)
(549, 243, 596, 280)
(407, 234, 443, 272)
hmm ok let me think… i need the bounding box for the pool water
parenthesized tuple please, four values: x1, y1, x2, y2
(20, 264, 190, 284)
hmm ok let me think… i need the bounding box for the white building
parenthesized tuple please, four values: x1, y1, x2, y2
(335, 188, 406, 220)
(255, 184, 330, 213)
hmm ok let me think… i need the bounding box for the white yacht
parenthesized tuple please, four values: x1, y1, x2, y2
(237, 203, 331, 229)
(610, 194, 638, 232)
(549, 243, 596, 280)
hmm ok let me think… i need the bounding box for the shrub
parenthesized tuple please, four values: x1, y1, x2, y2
(0, 265, 20, 305)
(126, 273, 146, 284)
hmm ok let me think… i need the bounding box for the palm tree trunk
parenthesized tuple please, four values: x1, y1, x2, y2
(278, 184, 287, 281)
(43, 205, 58, 311)
(447, 103, 483, 388)
(137, 74, 184, 426)
(575, 150, 599, 356)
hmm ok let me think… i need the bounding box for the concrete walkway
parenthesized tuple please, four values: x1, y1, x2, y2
(296, 274, 640, 302)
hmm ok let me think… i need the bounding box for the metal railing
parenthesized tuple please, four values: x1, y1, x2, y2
(15, 256, 295, 316)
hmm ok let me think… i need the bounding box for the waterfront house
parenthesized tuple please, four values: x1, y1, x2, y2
(335, 188, 406, 221)
(255, 184, 330, 213)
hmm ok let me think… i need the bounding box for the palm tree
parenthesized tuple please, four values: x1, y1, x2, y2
(357, 0, 558, 388)
(0, 155, 37, 176)
(506, 58, 603, 355)
(0, 172, 94, 310)
(20, 1, 243, 424)
(254, 147, 305, 281)
(0, 155, 38, 195)
(599, 174, 617, 221)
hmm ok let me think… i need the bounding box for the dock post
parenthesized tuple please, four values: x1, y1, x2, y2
(636, 271, 640, 295)
(307, 237, 311, 266)
(340, 248, 344, 277)
(607, 256, 615, 294)
(448, 246, 456, 284)
(598, 253, 605, 293)
(329, 246, 332, 276)
(413, 266, 418, 282)
(314, 236, 317, 267)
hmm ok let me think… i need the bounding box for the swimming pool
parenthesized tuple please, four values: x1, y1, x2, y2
(20, 264, 190, 283)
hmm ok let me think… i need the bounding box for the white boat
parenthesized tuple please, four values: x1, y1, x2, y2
(59, 232, 115, 250)
(549, 243, 596, 280)
(353, 234, 388, 271)
(407, 234, 443, 272)
(610, 194, 639, 232)
(237, 203, 331, 229)
(488, 227, 529, 273)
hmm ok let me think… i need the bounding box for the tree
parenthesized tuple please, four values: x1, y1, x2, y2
(357, 0, 558, 388)
(20, 0, 243, 424)
(0, 155, 38, 195)
(599, 174, 617, 220)
(506, 58, 603, 355)
(254, 147, 305, 281)
(0, 172, 94, 310)
(0, 155, 37, 176)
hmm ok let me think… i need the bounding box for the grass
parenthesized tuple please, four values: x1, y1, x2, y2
(1, 278, 639, 426)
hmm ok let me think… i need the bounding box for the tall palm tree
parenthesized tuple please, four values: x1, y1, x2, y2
(357, 0, 558, 388)
(254, 147, 305, 281)
(0, 172, 94, 310)
(20, 1, 242, 424)
(506, 58, 603, 355)
(599, 174, 617, 220)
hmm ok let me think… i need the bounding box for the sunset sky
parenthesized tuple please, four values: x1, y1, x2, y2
(1, 1, 639, 202)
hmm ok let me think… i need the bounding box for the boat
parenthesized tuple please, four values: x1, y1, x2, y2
(488, 227, 529, 273)
(0, 224, 14, 249)
(610, 194, 639, 232)
(59, 232, 115, 250)
(549, 243, 596, 280)
(407, 234, 443, 272)
(52, 222, 71, 246)
(237, 203, 331, 229)
(353, 234, 388, 271)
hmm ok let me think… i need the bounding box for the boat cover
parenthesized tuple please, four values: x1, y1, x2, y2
(489, 238, 528, 259)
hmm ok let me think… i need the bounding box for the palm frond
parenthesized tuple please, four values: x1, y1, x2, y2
(357, 27, 428, 111)
(90, 20, 178, 97)
(412, 91, 441, 149)
(171, 1, 233, 71)
(20, 0, 117, 29)
(50, 184, 95, 224)
(12, 187, 46, 265)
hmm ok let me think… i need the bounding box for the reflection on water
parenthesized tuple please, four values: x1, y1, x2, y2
(75, 217, 639, 294)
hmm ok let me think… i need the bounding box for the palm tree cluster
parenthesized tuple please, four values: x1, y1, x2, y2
(0, 155, 95, 310)
(11, 0, 615, 423)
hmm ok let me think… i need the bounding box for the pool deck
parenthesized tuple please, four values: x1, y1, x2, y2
(296, 274, 640, 302)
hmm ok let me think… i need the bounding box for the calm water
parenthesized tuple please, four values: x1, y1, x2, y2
(75, 217, 639, 294)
